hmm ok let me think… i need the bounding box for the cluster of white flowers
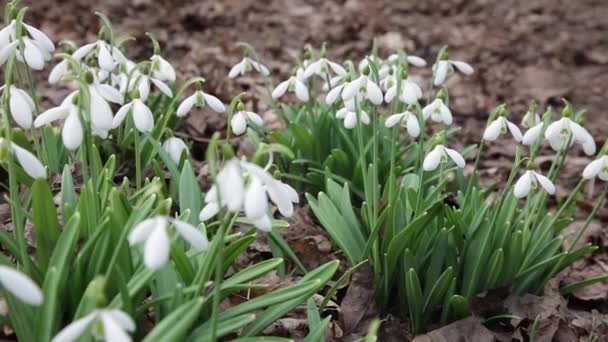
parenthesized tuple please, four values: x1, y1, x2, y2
(199, 159, 299, 232)
(0, 19, 55, 70)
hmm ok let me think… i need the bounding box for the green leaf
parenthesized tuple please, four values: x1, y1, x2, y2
(189, 313, 256, 341)
(143, 297, 205, 342)
(179, 160, 202, 225)
(31, 178, 61, 272)
(561, 273, 608, 295)
(405, 269, 423, 333)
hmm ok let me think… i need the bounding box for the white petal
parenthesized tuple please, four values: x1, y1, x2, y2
(128, 217, 165, 245)
(407, 55, 427, 67)
(385, 113, 405, 128)
(228, 60, 245, 79)
(95, 84, 123, 105)
(51, 313, 96, 342)
(171, 219, 208, 250)
(359, 111, 371, 125)
(11, 144, 46, 179)
(582, 159, 603, 179)
(336, 107, 348, 119)
(294, 79, 309, 102)
(522, 124, 542, 145)
(0, 266, 43, 305)
(384, 86, 397, 103)
(137, 77, 150, 102)
(49, 60, 69, 84)
(342, 77, 362, 102)
(106, 310, 136, 332)
(583, 138, 596, 156)
(162, 137, 188, 164)
(303, 61, 320, 79)
(245, 111, 264, 127)
(23, 39, 44, 70)
(231, 113, 247, 136)
(433, 61, 449, 86)
(9, 88, 33, 129)
(445, 148, 465, 168)
(252, 214, 272, 232)
(72, 42, 97, 60)
(151, 78, 173, 97)
(199, 202, 219, 221)
(423, 146, 442, 171)
(328, 61, 346, 75)
(0, 22, 14, 48)
(34, 106, 69, 127)
(62, 111, 83, 151)
(176, 93, 197, 117)
(100, 312, 132, 342)
(533, 172, 555, 195)
(506, 120, 523, 142)
(202, 93, 226, 113)
(406, 113, 420, 137)
(266, 180, 294, 217)
(400, 81, 421, 105)
(513, 172, 532, 198)
(24, 24, 54, 53)
(244, 177, 268, 220)
(483, 118, 503, 141)
(272, 79, 290, 99)
(98, 42, 114, 72)
(132, 100, 154, 133)
(217, 160, 244, 212)
(450, 60, 474, 75)
(89, 87, 114, 132)
(343, 111, 357, 129)
(544, 119, 564, 141)
(366, 80, 383, 105)
(112, 102, 133, 129)
(0, 41, 18, 66)
(144, 226, 170, 270)
(325, 84, 343, 104)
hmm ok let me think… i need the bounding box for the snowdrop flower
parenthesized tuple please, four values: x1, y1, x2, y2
(433, 59, 474, 86)
(0, 265, 43, 305)
(112, 98, 154, 133)
(162, 137, 189, 164)
(272, 70, 309, 102)
(231, 108, 263, 135)
(128, 216, 208, 271)
(150, 54, 176, 82)
(325, 76, 348, 104)
(229, 56, 270, 78)
(342, 72, 383, 105)
(128, 73, 173, 101)
(544, 117, 595, 155)
(335, 99, 370, 129)
(52, 308, 135, 342)
(8, 85, 35, 129)
(304, 57, 346, 79)
(199, 159, 299, 232)
(0, 138, 47, 178)
(386, 53, 427, 67)
(383, 74, 423, 105)
(0, 20, 54, 70)
(87, 85, 119, 138)
(177, 89, 225, 116)
(521, 111, 541, 129)
(423, 144, 465, 171)
(385, 111, 420, 137)
(582, 155, 608, 181)
(35, 92, 83, 150)
(483, 116, 523, 142)
(513, 170, 555, 198)
(48, 41, 113, 84)
(422, 98, 452, 125)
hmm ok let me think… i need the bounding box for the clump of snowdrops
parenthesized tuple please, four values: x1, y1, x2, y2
(0, 2, 340, 341)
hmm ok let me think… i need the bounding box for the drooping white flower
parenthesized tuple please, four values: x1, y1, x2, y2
(336, 100, 370, 129)
(303, 58, 346, 79)
(325, 78, 347, 104)
(162, 137, 189, 164)
(385, 53, 427, 68)
(228, 56, 270, 78)
(513, 170, 555, 198)
(582, 155, 608, 181)
(422, 98, 452, 125)
(35, 93, 83, 150)
(383, 77, 423, 105)
(522, 123, 543, 146)
(341, 74, 383, 105)
(52, 308, 135, 342)
(544, 117, 596, 155)
(521, 111, 541, 129)
(112, 98, 154, 133)
(483, 116, 523, 142)
(8, 85, 34, 129)
(423, 144, 465, 171)
(128, 73, 173, 101)
(0, 265, 43, 305)
(88, 85, 119, 138)
(0, 20, 54, 70)
(0, 138, 46, 179)
(433, 59, 474, 86)
(176, 90, 225, 116)
(385, 111, 420, 137)
(231, 110, 263, 135)
(272, 71, 309, 102)
(199, 159, 299, 232)
(128, 216, 208, 271)
(150, 54, 176, 82)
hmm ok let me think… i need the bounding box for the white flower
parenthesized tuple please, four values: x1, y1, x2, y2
(52, 308, 135, 342)
(521, 111, 541, 129)
(231, 110, 263, 135)
(385, 111, 420, 137)
(112, 98, 154, 133)
(88, 85, 119, 138)
(229, 56, 270, 78)
(199, 159, 299, 232)
(8, 85, 34, 129)
(0, 20, 54, 70)
(325, 78, 347, 104)
(386, 53, 427, 67)
(513, 170, 555, 198)
(433, 59, 474, 86)
(303, 58, 346, 79)
(544, 117, 596, 155)
(582, 155, 608, 181)
(128, 74, 173, 101)
(0, 138, 46, 179)
(0, 265, 43, 305)
(522, 123, 543, 146)
(483, 116, 523, 142)
(176, 90, 225, 116)
(150, 54, 176, 82)
(336, 101, 370, 129)
(384, 77, 423, 105)
(341, 74, 383, 105)
(162, 137, 189, 164)
(423, 144, 465, 171)
(128, 216, 208, 271)
(272, 72, 309, 102)
(422, 98, 452, 125)
(35, 92, 83, 150)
